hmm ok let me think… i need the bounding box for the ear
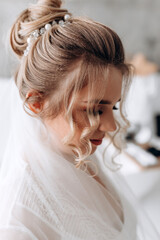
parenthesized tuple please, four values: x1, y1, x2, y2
(26, 91, 43, 114)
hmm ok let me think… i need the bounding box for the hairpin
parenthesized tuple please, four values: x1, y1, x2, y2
(24, 14, 71, 56)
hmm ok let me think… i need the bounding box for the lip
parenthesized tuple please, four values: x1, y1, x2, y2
(90, 138, 103, 146)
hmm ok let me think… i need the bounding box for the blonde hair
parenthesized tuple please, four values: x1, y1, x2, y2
(10, 0, 131, 167)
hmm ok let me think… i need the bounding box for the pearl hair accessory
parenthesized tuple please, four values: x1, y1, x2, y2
(24, 14, 71, 56)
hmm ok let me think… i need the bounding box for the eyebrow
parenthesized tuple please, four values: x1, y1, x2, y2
(83, 98, 121, 105)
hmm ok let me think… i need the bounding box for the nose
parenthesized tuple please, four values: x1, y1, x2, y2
(98, 112, 117, 133)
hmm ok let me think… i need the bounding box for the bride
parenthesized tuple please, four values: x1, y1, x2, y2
(0, 0, 159, 239)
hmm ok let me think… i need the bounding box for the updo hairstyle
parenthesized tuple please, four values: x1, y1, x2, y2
(10, 0, 131, 162)
(10, 0, 130, 117)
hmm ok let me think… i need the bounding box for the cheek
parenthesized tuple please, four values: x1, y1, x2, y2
(45, 115, 71, 140)
(72, 110, 90, 132)
(65, 111, 87, 145)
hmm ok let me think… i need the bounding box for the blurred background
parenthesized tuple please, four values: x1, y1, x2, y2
(0, 0, 160, 234)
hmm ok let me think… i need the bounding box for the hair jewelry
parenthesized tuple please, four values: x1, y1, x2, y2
(24, 14, 71, 56)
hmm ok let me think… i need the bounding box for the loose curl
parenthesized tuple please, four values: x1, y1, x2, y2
(10, 0, 132, 168)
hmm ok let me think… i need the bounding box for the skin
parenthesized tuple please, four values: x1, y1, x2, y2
(43, 66, 122, 155)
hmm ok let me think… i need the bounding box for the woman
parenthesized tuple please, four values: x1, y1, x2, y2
(0, 0, 159, 239)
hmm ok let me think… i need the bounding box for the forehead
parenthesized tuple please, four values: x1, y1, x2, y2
(75, 66, 123, 104)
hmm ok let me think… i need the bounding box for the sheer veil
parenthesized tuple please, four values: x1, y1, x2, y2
(0, 78, 159, 239)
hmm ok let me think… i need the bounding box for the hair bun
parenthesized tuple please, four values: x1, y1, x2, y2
(10, 0, 67, 57)
(29, 0, 63, 21)
(37, 0, 62, 8)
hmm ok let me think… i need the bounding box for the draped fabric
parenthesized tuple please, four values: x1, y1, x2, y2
(0, 79, 159, 239)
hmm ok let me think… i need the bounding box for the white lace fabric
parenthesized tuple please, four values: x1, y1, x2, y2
(0, 79, 159, 240)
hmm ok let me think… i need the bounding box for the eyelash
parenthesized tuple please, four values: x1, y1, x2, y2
(96, 106, 118, 115)
(83, 105, 118, 116)
(95, 110, 103, 115)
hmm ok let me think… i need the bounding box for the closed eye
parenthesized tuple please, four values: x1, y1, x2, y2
(91, 109, 104, 116)
(83, 108, 104, 116)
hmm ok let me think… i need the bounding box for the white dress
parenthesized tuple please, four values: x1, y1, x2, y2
(0, 79, 159, 239)
(0, 153, 136, 240)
